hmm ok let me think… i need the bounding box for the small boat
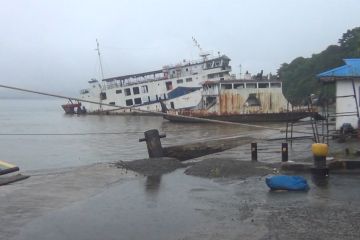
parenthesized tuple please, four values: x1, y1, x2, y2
(160, 77, 323, 123)
(61, 100, 86, 114)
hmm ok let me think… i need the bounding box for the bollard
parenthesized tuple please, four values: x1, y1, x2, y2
(311, 143, 329, 177)
(251, 142, 257, 161)
(345, 148, 350, 156)
(281, 143, 288, 162)
(139, 129, 166, 158)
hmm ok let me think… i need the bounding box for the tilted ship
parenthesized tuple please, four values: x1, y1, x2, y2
(62, 52, 232, 115)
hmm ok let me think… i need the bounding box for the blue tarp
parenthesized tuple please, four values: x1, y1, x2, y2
(266, 175, 309, 191)
(317, 59, 360, 78)
(167, 87, 201, 99)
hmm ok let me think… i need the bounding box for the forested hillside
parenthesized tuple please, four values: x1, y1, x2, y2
(278, 27, 360, 104)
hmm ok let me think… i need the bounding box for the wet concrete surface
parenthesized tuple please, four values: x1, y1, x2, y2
(2, 163, 360, 240)
(2, 121, 360, 239)
(0, 163, 138, 240)
(115, 157, 186, 176)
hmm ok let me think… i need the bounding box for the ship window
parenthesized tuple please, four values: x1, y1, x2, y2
(141, 85, 148, 93)
(134, 98, 142, 105)
(109, 102, 115, 105)
(177, 79, 183, 84)
(124, 88, 131, 96)
(166, 81, 173, 91)
(186, 78, 192, 82)
(234, 83, 245, 89)
(221, 84, 232, 90)
(100, 92, 107, 100)
(259, 83, 269, 88)
(246, 83, 257, 88)
(116, 89, 122, 94)
(125, 99, 133, 106)
(270, 82, 281, 88)
(133, 87, 140, 95)
(186, 68, 188, 72)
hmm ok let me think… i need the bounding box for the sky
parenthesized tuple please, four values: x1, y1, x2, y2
(0, 0, 359, 98)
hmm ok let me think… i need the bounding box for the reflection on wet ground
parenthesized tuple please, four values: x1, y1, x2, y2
(145, 175, 162, 194)
(14, 170, 212, 240)
(13, 169, 360, 240)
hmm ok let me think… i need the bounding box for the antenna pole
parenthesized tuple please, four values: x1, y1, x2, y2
(239, 64, 242, 79)
(96, 39, 105, 80)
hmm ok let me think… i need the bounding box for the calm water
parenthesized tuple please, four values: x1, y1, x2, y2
(0, 99, 257, 171)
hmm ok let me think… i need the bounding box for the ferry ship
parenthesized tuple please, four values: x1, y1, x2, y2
(63, 52, 232, 114)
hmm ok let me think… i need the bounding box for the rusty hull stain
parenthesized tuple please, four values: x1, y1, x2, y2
(217, 90, 287, 115)
(174, 88, 301, 117)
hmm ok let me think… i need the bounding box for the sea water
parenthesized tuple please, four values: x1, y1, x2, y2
(0, 98, 248, 171)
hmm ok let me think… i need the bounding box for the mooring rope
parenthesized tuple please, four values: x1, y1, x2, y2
(0, 83, 318, 136)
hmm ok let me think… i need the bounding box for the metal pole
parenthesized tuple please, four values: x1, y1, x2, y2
(351, 78, 360, 118)
(282, 143, 288, 162)
(251, 142, 257, 161)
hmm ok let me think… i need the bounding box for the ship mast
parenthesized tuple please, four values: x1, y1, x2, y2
(95, 39, 105, 110)
(192, 37, 210, 61)
(95, 39, 105, 80)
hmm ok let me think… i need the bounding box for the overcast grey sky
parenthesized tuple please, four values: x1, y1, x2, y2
(0, 0, 359, 97)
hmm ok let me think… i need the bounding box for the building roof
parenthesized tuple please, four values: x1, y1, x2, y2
(317, 59, 360, 82)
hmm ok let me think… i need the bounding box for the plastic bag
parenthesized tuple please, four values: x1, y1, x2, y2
(266, 175, 309, 191)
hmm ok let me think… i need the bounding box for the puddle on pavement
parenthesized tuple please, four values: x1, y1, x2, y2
(14, 170, 228, 240)
(13, 170, 360, 240)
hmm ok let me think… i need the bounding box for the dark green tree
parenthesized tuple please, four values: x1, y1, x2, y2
(278, 27, 360, 104)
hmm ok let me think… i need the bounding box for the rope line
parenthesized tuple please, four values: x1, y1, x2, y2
(0, 130, 317, 136)
(0, 132, 144, 136)
(0, 83, 316, 135)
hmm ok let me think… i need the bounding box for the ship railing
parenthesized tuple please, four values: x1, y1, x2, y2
(163, 55, 225, 70)
(105, 77, 169, 89)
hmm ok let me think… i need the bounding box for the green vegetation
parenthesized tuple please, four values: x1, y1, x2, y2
(278, 27, 360, 104)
